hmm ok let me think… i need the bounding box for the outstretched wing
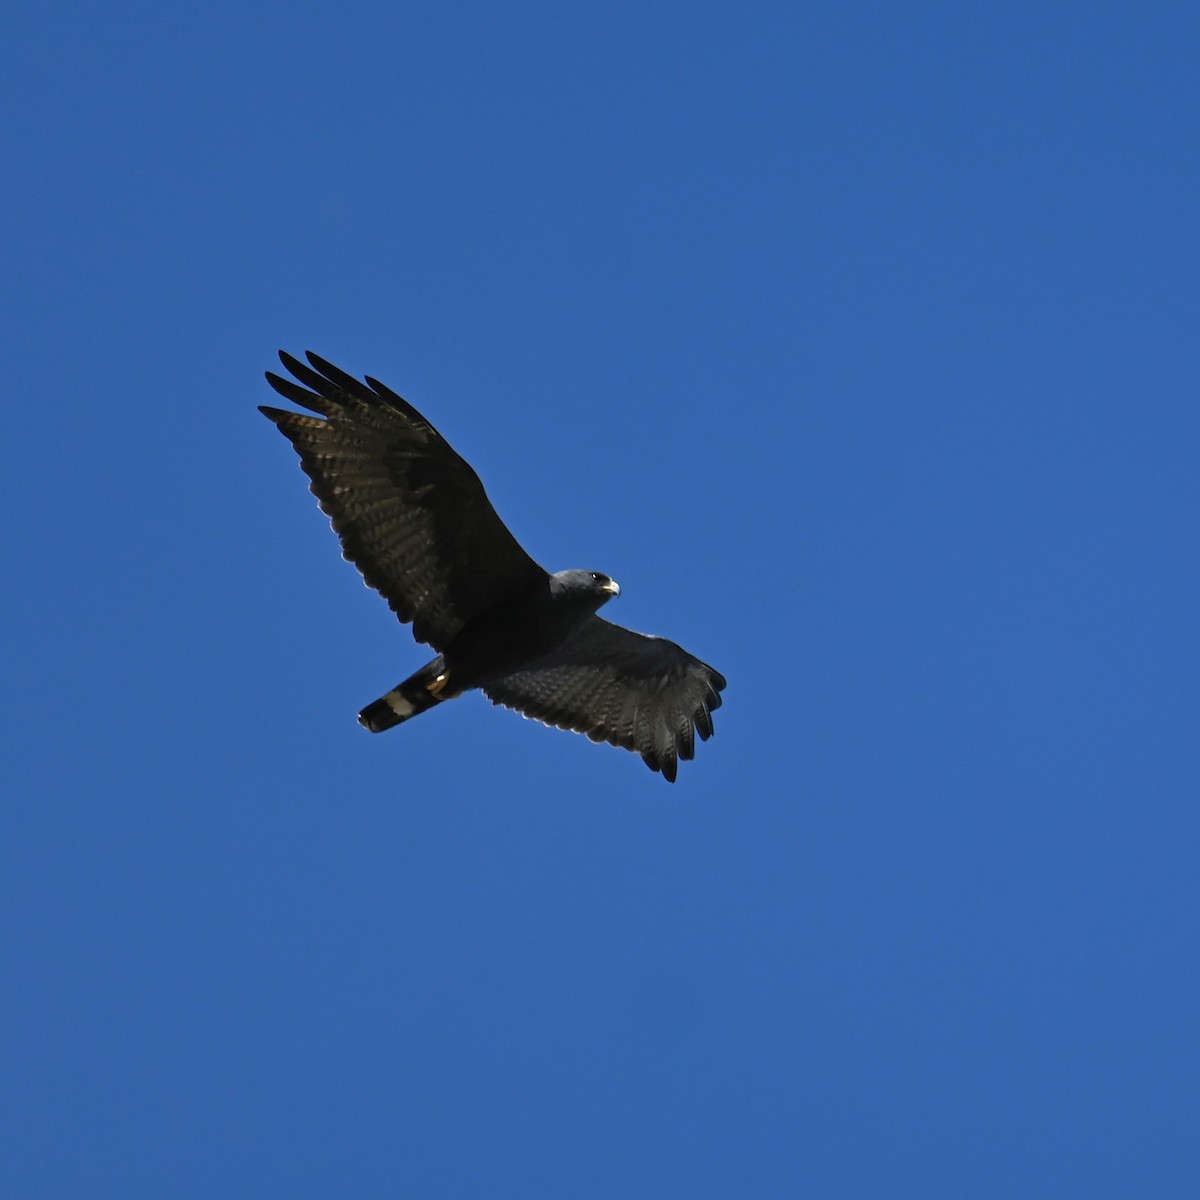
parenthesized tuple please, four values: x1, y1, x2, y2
(482, 617, 726, 782)
(260, 351, 547, 649)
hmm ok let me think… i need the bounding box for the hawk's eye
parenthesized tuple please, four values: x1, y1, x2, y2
(591, 573, 605, 584)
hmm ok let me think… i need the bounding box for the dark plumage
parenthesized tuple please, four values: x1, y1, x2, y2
(259, 351, 725, 781)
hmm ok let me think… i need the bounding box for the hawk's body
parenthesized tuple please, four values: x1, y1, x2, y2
(260, 352, 725, 781)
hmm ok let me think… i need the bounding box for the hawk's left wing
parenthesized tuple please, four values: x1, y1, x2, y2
(482, 616, 726, 782)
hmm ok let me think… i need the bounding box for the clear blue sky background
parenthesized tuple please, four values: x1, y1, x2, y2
(5, 2, 1198, 1196)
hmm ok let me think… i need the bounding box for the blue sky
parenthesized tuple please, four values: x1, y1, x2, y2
(4, 2, 1199, 1195)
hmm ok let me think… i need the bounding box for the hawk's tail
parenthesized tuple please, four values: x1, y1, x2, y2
(358, 656, 453, 733)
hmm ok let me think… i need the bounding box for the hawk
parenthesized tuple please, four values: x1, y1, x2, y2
(260, 352, 725, 781)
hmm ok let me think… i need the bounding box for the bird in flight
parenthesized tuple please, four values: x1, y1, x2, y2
(259, 352, 725, 781)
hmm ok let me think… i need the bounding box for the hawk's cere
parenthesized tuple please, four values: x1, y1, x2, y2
(259, 352, 726, 781)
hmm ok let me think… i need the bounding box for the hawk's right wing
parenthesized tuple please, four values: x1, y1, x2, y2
(260, 352, 548, 650)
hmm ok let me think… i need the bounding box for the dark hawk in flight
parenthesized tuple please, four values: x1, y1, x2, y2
(259, 352, 725, 781)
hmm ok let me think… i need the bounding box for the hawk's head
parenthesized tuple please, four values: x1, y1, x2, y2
(550, 568, 621, 614)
